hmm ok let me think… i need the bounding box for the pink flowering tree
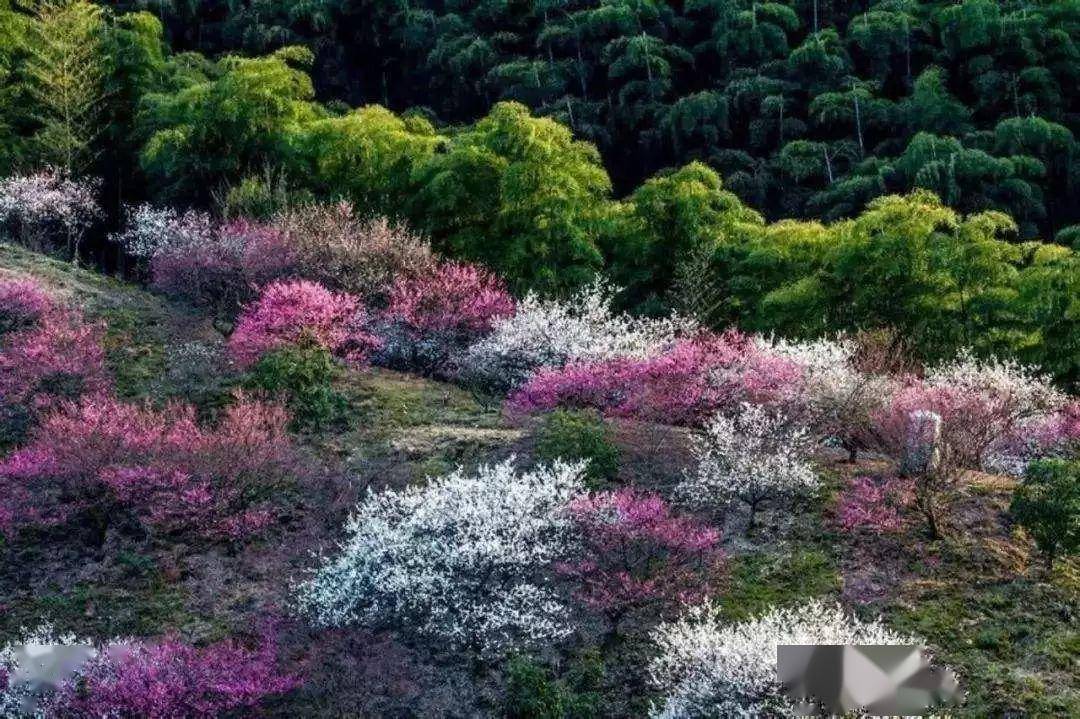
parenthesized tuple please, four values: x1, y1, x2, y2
(228, 279, 380, 369)
(984, 400, 1080, 477)
(834, 475, 914, 534)
(508, 330, 803, 427)
(45, 628, 300, 717)
(376, 261, 515, 377)
(873, 351, 1063, 537)
(0, 169, 101, 259)
(0, 278, 109, 447)
(557, 489, 723, 640)
(117, 207, 297, 313)
(0, 394, 301, 543)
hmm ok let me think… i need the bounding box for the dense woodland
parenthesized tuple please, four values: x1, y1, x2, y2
(1, 2, 1079, 717)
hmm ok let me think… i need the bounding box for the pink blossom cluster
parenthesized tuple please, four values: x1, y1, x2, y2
(228, 279, 381, 369)
(872, 358, 1061, 470)
(0, 394, 300, 541)
(0, 277, 57, 334)
(0, 278, 109, 419)
(384, 261, 515, 335)
(557, 489, 723, 631)
(835, 475, 914, 534)
(45, 629, 300, 717)
(508, 331, 803, 426)
(150, 216, 297, 312)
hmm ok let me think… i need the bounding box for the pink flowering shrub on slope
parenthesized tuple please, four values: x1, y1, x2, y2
(117, 207, 297, 313)
(46, 629, 300, 718)
(0, 278, 57, 335)
(229, 279, 380, 369)
(835, 475, 914, 534)
(508, 330, 803, 427)
(376, 261, 515, 376)
(557, 489, 723, 637)
(0, 278, 109, 444)
(0, 395, 300, 541)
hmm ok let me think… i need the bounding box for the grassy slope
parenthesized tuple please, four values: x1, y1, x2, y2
(1, 243, 1077, 716)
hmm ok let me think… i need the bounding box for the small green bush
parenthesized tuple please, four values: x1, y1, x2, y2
(503, 653, 602, 719)
(244, 345, 346, 429)
(1011, 459, 1080, 568)
(534, 410, 620, 486)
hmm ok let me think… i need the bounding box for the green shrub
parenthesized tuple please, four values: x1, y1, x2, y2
(1011, 459, 1080, 568)
(534, 410, 620, 486)
(244, 345, 346, 429)
(503, 653, 602, 719)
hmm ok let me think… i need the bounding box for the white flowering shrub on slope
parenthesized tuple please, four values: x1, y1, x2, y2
(650, 601, 911, 718)
(297, 459, 586, 658)
(682, 402, 818, 530)
(457, 279, 694, 394)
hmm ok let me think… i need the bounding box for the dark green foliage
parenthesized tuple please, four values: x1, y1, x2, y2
(93, 0, 1080, 242)
(1011, 459, 1080, 567)
(503, 652, 602, 719)
(534, 410, 620, 487)
(244, 345, 346, 430)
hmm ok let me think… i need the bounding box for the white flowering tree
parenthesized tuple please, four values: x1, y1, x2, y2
(650, 600, 912, 718)
(109, 204, 216, 260)
(761, 335, 897, 462)
(297, 459, 586, 658)
(457, 279, 694, 394)
(0, 169, 100, 259)
(682, 403, 818, 532)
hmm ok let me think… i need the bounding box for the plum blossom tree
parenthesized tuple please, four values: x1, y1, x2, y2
(834, 475, 914, 534)
(0, 278, 57, 335)
(984, 400, 1080, 477)
(649, 600, 912, 718)
(458, 280, 694, 394)
(376, 261, 515, 377)
(556, 489, 723, 639)
(0, 278, 108, 445)
(682, 402, 818, 532)
(0, 394, 300, 542)
(137, 210, 299, 313)
(874, 351, 1063, 537)
(508, 331, 804, 427)
(763, 335, 896, 461)
(0, 169, 100, 259)
(297, 459, 586, 658)
(273, 203, 437, 301)
(44, 628, 300, 717)
(228, 279, 380, 369)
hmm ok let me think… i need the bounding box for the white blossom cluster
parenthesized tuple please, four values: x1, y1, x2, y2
(0, 170, 100, 250)
(296, 459, 586, 658)
(0, 624, 84, 718)
(109, 204, 215, 259)
(761, 335, 896, 451)
(649, 600, 911, 718)
(682, 403, 818, 513)
(457, 279, 695, 393)
(925, 349, 1064, 420)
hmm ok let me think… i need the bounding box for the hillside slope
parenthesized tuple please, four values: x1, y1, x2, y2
(0, 243, 1077, 716)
